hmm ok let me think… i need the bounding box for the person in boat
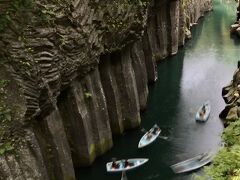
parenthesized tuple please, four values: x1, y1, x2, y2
(124, 159, 133, 168)
(111, 158, 119, 169)
(202, 105, 206, 113)
(146, 132, 152, 140)
(200, 105, 206, 117)
(124, 159, 129, 168)
(152, 125, 160, 135)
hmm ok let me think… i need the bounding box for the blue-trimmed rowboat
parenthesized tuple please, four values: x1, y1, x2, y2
(106, 158, 149, 173)
(138, 124, 161, 148)
(196, 101, 211, 122)
(171, 151, 213, 174)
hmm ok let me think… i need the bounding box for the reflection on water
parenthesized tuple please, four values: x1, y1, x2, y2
(77, 0, 240, 179)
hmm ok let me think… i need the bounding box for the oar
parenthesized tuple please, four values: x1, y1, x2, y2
(158, 135, 168, 140)
(121, 171, 127, 180)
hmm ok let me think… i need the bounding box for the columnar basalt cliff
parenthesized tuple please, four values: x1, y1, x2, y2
(0, 0, 212, 179)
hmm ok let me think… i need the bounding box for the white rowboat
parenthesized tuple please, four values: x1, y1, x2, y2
(138, 124, 161, 148)
(106, 158, 149, 173)
(196, 101, 211, 122)
(171, 152, 213, 174)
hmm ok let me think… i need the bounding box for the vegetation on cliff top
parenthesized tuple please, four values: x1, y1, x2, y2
(0, 0, 33, 36)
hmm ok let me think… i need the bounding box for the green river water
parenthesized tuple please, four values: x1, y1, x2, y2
(77, 0, 240, 179)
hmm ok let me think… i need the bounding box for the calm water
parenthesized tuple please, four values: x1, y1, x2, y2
(77, 0, 240, 179)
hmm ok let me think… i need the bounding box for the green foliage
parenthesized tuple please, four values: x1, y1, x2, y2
(205, 146, 240, 179)
(84, 92, 92, 99)
(0, 142, 14, 155)
(0, 0, 33, 35)
(192, 173, 210, 180)
(222, 120, 240, 146)
(38, 8, 55, 25)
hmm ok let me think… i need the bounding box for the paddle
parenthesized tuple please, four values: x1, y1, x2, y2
(158, 135, 168, 140)
(121, 171, 127, 180)
(140, 128, 168, 140)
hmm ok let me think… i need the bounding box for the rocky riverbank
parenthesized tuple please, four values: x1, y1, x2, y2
(220, 67, 240, 123)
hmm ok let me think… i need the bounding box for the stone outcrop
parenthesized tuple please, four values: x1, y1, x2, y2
(230, 22, 240, 36)
(0, 0, 213, 179)
(220, 68, 240, 122)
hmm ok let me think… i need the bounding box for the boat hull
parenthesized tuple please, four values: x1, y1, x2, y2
(171, 152, 213, 174)
(106, 158, 149, 173)
(196, 101, 211, 122)
(138, 125, 161, 148)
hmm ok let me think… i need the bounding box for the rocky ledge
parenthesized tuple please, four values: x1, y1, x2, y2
(220, 67, 240, 123)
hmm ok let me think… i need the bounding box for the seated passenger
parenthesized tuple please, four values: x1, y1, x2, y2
(152, 125, 160, 135)
(200, 105, 206, 117)
(124, 159, 133, 168)
(146, 132, 152, 140)
(111, 158, 119, 169)
(202, 105, 206, 114)
(124, 159, 129, 168)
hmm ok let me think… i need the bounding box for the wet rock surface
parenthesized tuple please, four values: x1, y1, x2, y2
(220, 68, 240, 122)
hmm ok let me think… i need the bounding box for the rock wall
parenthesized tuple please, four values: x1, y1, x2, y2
(220, 68, 240, 122)
(0, 0, 212, 179)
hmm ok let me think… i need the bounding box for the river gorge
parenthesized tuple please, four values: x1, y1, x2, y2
(0, 0, 239, 180)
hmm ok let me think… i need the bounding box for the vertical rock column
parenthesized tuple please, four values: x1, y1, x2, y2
(0, 130, 49, 180)
(146, 4, 160, 59)
(142, 32, 158, 83)
(178, 0, 186, 46)
(170, 0, 180, 55)
(58, 81, 94, 166)
(99, 55, 124, 134)
(45, 109, 75, 180)
(156, 0, 179, 57)
(17, 129, 49, 180)
(131, 41, 149, 111)
(58, 69, 113, 166)
(33, 108, 75, 180)
(111, 47, 141, 129)
(99, 41, 149, 134)
(86, 69, 113, 155)
(155, 0, 169, 60)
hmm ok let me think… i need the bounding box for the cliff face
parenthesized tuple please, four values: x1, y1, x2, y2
(0, 0, 212, 179)
(220, 68, 240, 122)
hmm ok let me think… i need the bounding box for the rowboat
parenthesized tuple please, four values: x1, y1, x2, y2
(106, 158, 149, 173)
(196, 101, 211, 122)
(170, 152, 213, 174)
(138, 124, 161, 148)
